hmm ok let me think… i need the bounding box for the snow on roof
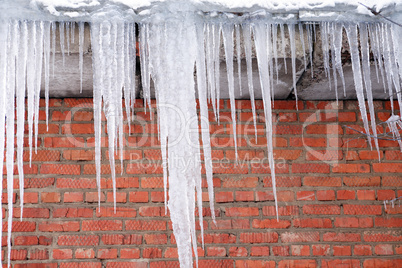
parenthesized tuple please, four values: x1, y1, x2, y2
(3, 0, 395, 21)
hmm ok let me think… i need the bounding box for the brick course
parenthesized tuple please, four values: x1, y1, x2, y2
(2, 99, 401, 267)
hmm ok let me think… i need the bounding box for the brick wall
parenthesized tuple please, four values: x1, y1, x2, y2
(3, 98, 402, 268)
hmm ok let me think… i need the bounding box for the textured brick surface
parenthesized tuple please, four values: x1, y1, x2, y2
(2, 99, 401, 267)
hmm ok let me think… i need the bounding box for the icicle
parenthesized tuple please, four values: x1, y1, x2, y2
(34, 21, 44, 153)
(90, 22, 103, 210)
(253, 21, 278, 221)
(16, 20, 28, 218)
(44, 21, 51, 129)
(242, 23, 257, 139)
(66, 21, 70, 55)
(391, 24, 402, 117)
(27, 21, 36, 166)
(333, 23, 346, 97)
(374, 24, 387, 93)
(385, 115, 402, 150)
(359, 23, 380, 159)
(0, 19, 8, 267)
(79, 22, 85, 93)
(222, 23, 238, 159)
(51, 21, 56, 77)
(235, 24, 242, 95)
(6, 20, 17, 268)
(71, 22, 75, 44)
(298, 23, 307, 70)
(288, 23, 298, 108)
(307, 24, 314, 77)
(279, 23, 287, 73)
(59, 21, 65, 65)
(214, 23, 222, 122)
(123, 23, 132, 133)
(272, 23, 279, 82)
(194, 22, 209, 246)
(320, 22, 332, 91)
(205, 23, 217, 119)
(329, 23, 339, 103)
(368, 24, 381, 84)
(345, 23, 372, 149)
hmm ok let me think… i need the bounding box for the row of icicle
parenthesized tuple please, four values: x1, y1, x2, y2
(0, 17, 402, 267)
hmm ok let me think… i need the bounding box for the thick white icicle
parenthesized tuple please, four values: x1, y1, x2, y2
(16, 21, 28, 217)
(298, 23, 307, 70)
(79, 22, 84, 93)
(235, 24, 242, 95)
(279, 23, 287, 73)
(44, 21, 51, 129)
(288, 23, 298, 108)
(253, 21, 279, 220)
(144, 17, 201, 267)
(90, 22, 103, 210)
(333, 23, 346, 97)
(27, 21, 36, 166)
(359, 23, 380, 159)
(214, 23, 222, 122)
(272, 23, 279, 82)
(34, 21, 44, 153)
(242, 23, 257, 138)
(320, 22, 332, 91)
(59, 22, 65, 65)
(195, 23, 216, 226)
(391, 24, 402, 118)
(6, 20, 17, 268)
(222, 23, 238, 159)
(0, 19, 8, 266)
(345, 23, 372, 149)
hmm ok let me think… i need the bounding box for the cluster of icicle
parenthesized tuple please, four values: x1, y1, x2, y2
(1, 15, 402, 267)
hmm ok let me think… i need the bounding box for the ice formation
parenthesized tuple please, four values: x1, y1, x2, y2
(1, 1, 402, 267)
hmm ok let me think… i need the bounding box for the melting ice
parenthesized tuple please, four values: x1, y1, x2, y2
(1, 8, 402, 268)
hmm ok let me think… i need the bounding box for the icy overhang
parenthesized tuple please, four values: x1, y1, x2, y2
(2, 0, 402, 100)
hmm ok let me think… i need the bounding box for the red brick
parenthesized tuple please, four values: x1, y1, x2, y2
(291, 245, 310, 256)
(239, 232, 278, 243)
(53, 249, 72, 259)
(322, 260, 360, 268)
(292, 163, 330, 173)
(278, 260, 316, 268)
(215, 192, 234, 203)
(357, 190, 376, 200)
(375, 218, 402, 228)
(58, 235, 99, 246)
(229, 247, 247, 257)
(323, 232, 361, 242)
(343, 176, 381, 186)
(129, 192, 149, 203)
(354, 245, 372, 256)
(39, 221, 80, 232)
(14, 236, 38, 246)
(296, 191, 315, 201)
(252, 219, 291, 229)
(334, 217, 373, 228)
(304, 176, 341, 187)
(377, 190, 396, 201)
(40, 192, 61, 203)
(207, 247, 226, 257)
(281, 232, 320, 243)
(337, 190, 355, 200)
(143, 248, 162, 258)
(333, 245, 351, 256)
(363, 259, 402, 268)
(235, 191, 254, 201)
(144, 234, 167, 245)
(75, 248, 95, 259)
(344, 204, 382, 215)
(317, 190, 335, 201)
(82, 220, 122, 231)
(64, 192, 84, 203)
(303, 205, 340, 215)
(375, 162, 402, 172)
(225, 207, 259, 217)
(97, 248, 118, 259)
(312, 244, 330, 256)
(293, 218, 332, 228)
(121, 248, 140, 259)
(375, 244, 394, 255)
(332, 163, 370, 173)
(272, 246, 290, 256)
